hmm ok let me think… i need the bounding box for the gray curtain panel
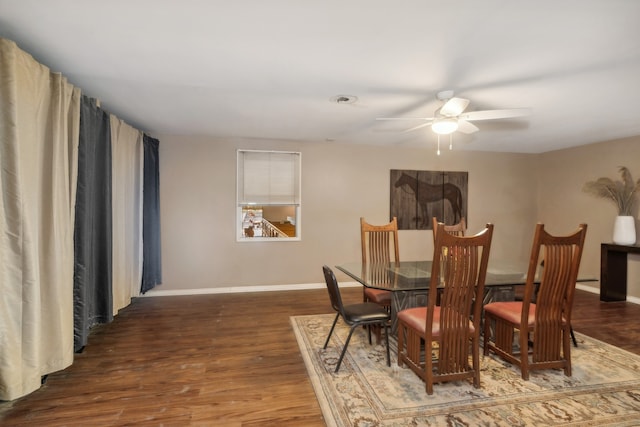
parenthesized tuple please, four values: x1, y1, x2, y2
(73, 96, 113, 352)
(142, 134, 162, 293)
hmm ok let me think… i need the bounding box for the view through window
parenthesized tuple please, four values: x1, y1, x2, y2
(237, 150, 301, 241)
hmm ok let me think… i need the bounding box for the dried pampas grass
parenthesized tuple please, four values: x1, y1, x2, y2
(583, 166, 640, 216)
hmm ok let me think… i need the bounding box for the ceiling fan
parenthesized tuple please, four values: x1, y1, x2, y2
(377, 90, 532, 136)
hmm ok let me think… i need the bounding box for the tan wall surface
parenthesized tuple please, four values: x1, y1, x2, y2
(158, 137, 539, 290)
(157, 134, 639, 296)
(537, 135, 640, 297)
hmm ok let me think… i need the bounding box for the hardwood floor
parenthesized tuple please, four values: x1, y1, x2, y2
(571, 287, 640, 354)
(1, 287, 640, 426)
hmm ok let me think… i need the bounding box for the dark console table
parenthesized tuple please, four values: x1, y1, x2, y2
(600, 243, 640, 301)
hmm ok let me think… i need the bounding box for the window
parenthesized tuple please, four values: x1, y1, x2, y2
(237, 150, 301, 241)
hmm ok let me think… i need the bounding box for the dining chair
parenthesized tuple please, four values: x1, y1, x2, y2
(397, 223, 494, 394)
(514, 259, 579, 347)
(432, 218, 466, 306)
(432, 216, 466, 241)
(360, 217, 399, 309)
(322, 265, 391, 373)
(483, 223, 587, 380)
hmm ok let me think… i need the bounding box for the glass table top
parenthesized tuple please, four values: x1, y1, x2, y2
(336, 260, 533, 292)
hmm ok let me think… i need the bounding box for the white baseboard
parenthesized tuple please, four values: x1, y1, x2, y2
(576, 282, 640, 305)
(575, 283, 599, 295)
(141, 281, 361, 297)
(143, 281, 639, 305)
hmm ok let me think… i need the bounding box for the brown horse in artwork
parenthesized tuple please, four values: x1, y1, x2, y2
(394, 172, 463, 227)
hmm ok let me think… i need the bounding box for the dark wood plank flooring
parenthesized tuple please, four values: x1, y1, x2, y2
(1, 287, 639, 426)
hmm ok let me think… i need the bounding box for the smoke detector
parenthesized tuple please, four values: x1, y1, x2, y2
(330, 95, 358, 104)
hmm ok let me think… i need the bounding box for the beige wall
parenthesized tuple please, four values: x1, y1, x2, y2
(537, 135, 640, 296)
(157, 134, 639, 297)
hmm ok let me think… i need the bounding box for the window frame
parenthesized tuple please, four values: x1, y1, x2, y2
(236, 149, 301, 242)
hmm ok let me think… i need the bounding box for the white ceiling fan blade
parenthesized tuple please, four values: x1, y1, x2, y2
(439, 97, 470, 117)
(457, 119, 479, 134)
(376, 117, 433, 121)
(403, 121, 433, 133)
(461, 108, 532, 121)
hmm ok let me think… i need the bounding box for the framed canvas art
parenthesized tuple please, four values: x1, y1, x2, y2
(390, 169, 468, 230)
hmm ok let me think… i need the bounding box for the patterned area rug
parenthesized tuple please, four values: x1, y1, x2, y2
(291, 314, 640, 426)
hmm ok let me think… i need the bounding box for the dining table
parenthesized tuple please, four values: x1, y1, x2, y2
(336, 260, 593, 334)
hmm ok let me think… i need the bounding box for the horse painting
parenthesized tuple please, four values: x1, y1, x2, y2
(394, 172, 464, 228)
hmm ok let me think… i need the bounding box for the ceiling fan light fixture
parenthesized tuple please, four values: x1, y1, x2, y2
(432, 117, 458, 135)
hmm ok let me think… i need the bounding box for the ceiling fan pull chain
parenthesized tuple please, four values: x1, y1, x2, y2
(437, 134, 441, 156)
(449, 134, 453, 151)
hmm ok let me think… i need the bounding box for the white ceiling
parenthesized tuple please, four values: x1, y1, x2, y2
(1, 0, 640, 153)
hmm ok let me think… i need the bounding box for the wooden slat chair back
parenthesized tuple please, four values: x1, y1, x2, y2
(432, 219, 467, 305)
(361, 217, 400, 264)
(432, 217, 466, 241)
(483, 223, 587, 380)
(360, 217, 399, 307)
(397, 223, 494, 394)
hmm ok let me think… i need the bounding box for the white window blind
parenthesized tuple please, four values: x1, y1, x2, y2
(237, 150, 301, 205)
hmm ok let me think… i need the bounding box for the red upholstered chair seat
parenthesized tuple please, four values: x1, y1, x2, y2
(397, 306, 475, 338)
(484, 302, 534, 327)
(484, 301, 568, 327)
(364, 288, 391, 305)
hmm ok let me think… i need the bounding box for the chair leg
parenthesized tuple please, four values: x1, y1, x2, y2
(425, 340, 434, 395)
(323, 313, 341, 349)
(397, 322, 405, 367)
(564, 326, 572, 377)
(519, 328, 530, 381)
(472, 337, 480, 389)
(483, 314, 492, 355)
(384, 324, 390, 367)
(335, 325, 358, 373)
(373, 323, 382, 344)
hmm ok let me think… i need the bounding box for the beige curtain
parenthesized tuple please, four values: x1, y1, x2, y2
(110, 115, 144, 314)
(0, 38, 80, 400)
